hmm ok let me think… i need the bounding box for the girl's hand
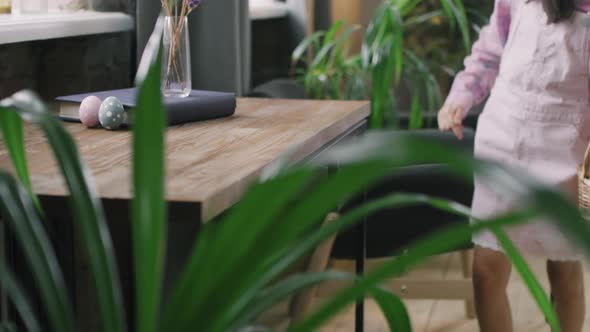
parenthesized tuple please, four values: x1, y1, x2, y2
(438, 104, 464, 140)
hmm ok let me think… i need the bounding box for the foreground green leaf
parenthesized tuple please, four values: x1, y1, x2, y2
(234, 271, 353, 329)
(494, 228, 560, 332)
(291, 31, 326, 65)
(132, 15, 167, 332)
(291, 186, 590, 332)
(0, 110, 40, 211)
(162, 169, 318, 332)
(0, 172, 73, 332)
(289, 212, 533, 332)
(440, 0, 471, 51)
(0, 261, 41, 332)
(370, 286, 411, 332)
(0, 322, 16, 332)
(0, 91, 126, 332)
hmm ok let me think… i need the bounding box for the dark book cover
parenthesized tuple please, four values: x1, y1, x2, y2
(56, 88, 236, 126)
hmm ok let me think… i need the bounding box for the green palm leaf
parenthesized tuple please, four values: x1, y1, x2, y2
(291, 31, 326, 67)
(132, 15, 167, 332)
(288, 211, 532, 332)
(0, 91, 126, 332)
(161, 169, 317, 331)
(441, 0, 471, 51)
(0, 172, 73, 332)
(370, 286, 412, 332)
(0, 257, 41, 332)
(494, 228, 560, 332)
(233, 271, 353, 329)
(0, 110, 40, 211)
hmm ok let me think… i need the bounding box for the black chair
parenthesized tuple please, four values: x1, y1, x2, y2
(329, 128, 478, 318)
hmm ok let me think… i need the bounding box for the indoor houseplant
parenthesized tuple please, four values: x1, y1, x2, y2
(292, 0, 493, 129)
(0, 15, 588, 332)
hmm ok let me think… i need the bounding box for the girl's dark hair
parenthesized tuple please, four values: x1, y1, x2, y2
(540, 0, 576, 23)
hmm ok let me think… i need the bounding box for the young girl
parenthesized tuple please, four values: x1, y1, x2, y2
(439, 0, 590, 331)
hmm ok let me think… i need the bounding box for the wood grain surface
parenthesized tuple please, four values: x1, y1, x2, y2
(0, 98, 369, 221)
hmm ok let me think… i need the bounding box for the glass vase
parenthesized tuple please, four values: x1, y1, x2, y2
(162, 16, 192, 98)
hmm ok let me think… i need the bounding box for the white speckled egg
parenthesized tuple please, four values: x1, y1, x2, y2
(79, 95, 102, 127)
(98, 96, 126, 130)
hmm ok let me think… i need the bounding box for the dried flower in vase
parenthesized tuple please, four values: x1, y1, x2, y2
(161, 0, 201, 18)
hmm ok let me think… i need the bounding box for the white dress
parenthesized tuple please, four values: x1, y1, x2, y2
(454, 0, 590, 260)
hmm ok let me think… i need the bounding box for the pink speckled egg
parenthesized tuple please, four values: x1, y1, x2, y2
(79, 96, 102, 127)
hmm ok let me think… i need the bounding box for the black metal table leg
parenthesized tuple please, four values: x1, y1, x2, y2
(355, 216, 366, 332)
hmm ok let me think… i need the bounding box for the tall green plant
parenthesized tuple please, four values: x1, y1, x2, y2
(292, 0, 490, 129)
(291, 21, 368, 100)
(1, 13, 588, 332)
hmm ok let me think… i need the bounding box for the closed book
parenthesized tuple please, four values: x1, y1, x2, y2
(56, 88, 236, 126)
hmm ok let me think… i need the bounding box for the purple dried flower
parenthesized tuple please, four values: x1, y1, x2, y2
(188, 0, 201, 8)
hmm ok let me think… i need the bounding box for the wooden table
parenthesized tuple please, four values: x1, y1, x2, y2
(3, 98, 369, 220)
(0, 98, 370, 330)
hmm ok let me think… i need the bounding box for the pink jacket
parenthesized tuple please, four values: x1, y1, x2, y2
(446, 0, 590, 116)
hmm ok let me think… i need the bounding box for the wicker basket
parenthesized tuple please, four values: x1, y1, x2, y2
(578, 143, 590, 220)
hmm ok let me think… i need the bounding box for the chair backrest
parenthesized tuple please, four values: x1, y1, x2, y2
(331, 129, 476, 259)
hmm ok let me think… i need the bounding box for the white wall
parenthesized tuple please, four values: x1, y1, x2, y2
(11, 0, 88, 11)
(48, 0, 86, 10)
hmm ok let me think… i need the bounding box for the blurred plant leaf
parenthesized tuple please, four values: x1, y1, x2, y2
(161, 169, 318, 331)
(493, 227, 560, 332)
(0, 91, 126, 332)
(408, 81, 422, 129)
(328, 24, 362, 69)
(287, 132, 590, 331)
(289, 210, 541, 331)
(0, 110, 39, 211)
(136, 15, 164, 85)
(370, 286, 412, 332)
(0, 260, 41, 332)
(0, 172, 73, 332)
(291, 31, 326, 67)
(324, 20, 344, 48)
(311, 41, 335, 69)
(403, 10, 444, 29)
(208, 162, 389, 331)
(232, 271, 353, 329)
(132, 15, 167, 332)
(0, 322, 16, 332)
(440, 0, 471, 51)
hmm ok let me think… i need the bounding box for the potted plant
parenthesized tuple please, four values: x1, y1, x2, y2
(291, 0, 493, 129)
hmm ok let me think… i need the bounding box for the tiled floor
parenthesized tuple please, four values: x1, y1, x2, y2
(317, 253, 590, 332)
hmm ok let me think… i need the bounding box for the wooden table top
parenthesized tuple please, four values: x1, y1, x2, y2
(0, 98, 370, 221)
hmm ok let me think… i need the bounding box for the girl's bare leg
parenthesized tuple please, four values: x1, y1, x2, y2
(473, 245, 513, 332)
(547, 260, 585, 332)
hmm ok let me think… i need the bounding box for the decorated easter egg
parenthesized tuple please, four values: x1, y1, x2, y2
(79, 95, 102, 127)
(98, 96, 126, 130)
